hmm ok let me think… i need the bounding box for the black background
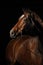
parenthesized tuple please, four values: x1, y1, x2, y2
(0, 1, 43, 65)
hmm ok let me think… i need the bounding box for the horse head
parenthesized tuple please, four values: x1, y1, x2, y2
(10, 9, 43, 38)
(10, 9, 35, 38)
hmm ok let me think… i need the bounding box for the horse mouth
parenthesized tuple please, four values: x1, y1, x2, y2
(14, 32, 22, 38)
(12, 32, 22, 38)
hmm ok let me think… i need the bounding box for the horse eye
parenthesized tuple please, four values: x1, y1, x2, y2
(24, 19, 27, 23)
(24, 18, 30, 23)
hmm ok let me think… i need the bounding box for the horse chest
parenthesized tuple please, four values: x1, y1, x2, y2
(6, 36, 42, 65)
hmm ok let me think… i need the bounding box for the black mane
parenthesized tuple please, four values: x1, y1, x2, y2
(22, 9, 43, 37)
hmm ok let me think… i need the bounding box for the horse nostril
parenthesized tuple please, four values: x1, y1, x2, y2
(12, 32, 16, 36)
(12, 32, 14, 34)
(10, 31, 15, 38)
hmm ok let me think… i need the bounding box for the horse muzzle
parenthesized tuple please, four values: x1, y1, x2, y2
(10, 29, 17, 38)
(10, 30, 23, 38)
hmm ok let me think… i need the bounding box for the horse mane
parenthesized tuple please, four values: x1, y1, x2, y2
(23, 9, 43, 34)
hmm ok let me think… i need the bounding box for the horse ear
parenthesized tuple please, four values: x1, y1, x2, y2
(22, 8, 32, 13)
(22, 8, 28, 17)
(22, 9, 31, 19)
(22, 8, 32, 17)
(22, 8, 26, 14)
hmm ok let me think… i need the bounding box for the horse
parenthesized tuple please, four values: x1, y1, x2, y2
(6, 9, 43, 65)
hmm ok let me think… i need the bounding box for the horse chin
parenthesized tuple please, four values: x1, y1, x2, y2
(15, 32, 22, 38)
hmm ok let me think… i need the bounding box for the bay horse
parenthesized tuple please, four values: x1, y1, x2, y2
(6, 9, 43, 65)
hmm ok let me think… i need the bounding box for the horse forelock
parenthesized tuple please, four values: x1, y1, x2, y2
(19, 10, 31, 21)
